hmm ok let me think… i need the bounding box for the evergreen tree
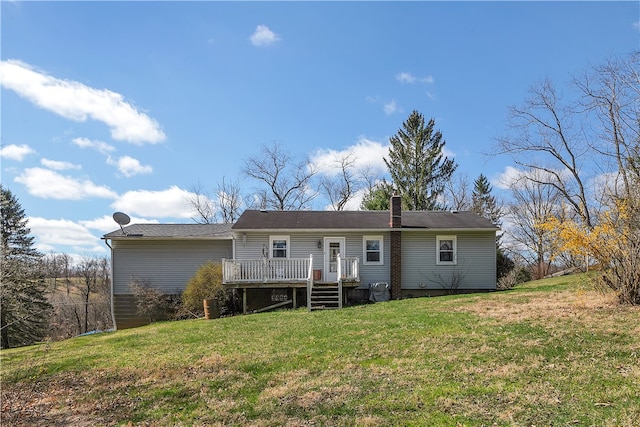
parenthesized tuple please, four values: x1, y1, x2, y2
(1, 186, 51, 348)
(471, 174, 502, 225)
(469, 175, 514, 280)
(384, 110, 457, 210)
(360, 179, 394, 210)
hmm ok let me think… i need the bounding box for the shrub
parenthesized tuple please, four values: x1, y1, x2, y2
(182, 261, 225, 316)
(129, 278, 178, 323)
(497, 266, 531, 290)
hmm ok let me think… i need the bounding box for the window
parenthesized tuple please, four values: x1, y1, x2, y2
(269, 235, 289, 258)
(363, 235, 383, 265)
(436, 235, 457, 265)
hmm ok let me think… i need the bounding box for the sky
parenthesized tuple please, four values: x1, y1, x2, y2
(1, 1, 638, 260)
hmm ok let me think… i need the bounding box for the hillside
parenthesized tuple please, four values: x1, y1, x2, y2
(2, 274, 639, 426)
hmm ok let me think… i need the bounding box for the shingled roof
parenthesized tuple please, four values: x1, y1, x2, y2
(103, 223, 233, 239)
(232, 210, 497, 231)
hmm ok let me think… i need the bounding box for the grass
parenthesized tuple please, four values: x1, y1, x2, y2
(2, 273, 639, 426)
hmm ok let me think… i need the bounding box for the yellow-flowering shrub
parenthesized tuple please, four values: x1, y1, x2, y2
(542, 199, 640, 304)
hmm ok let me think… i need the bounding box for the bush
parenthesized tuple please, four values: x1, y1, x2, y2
(497, 266, 532, 290)
(496, 248, 515, 280)
(182, 261, 225, 316)
(129, 278, 179, 323)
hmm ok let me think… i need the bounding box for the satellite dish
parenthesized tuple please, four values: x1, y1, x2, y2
(112, 212, 131, 235)
(113, 212, 131, 225)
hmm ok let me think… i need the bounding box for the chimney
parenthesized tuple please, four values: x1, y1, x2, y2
(389, 194, 402, 299)
(390, 194, 401, 228)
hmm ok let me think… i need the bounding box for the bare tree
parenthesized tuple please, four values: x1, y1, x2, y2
(576, 51, 640, 202)
(217, 177, 243, 223)
(320, 152, 360, 211)
(496, 78, 593, 228)
(504, 169, 563, 279)
(243, 142, 318, 210)
(189, 181, 216, 224)
(43, 252, 73, 295)
(442, 173, 472, 211)
(76, 256, 98, 334)
(46, 254, 112, 340)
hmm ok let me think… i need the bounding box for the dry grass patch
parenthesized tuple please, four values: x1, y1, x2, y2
(446, 281, 640, 334)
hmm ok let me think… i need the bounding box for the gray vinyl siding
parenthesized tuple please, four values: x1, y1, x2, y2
(401, 231, 496, 290)
(233, 232, 390, 286)
(112, 239, 232, 294)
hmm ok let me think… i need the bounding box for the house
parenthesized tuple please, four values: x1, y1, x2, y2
(104, 196, 498, 329)
(103, 223, 233, 329)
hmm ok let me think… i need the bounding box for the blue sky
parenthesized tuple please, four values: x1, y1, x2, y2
(1, 1, 638, 259)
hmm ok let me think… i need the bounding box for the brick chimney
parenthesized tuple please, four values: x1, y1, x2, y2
(390, 194, 402, 299)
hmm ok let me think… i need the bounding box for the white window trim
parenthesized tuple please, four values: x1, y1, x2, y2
(269, 235, 290, 259)
(363, 235, 384, 265)
(436, 235, 457, 265)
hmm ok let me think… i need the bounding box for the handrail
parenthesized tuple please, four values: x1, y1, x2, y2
(337, 254, 343, 309)
(307, 254, 313, 311)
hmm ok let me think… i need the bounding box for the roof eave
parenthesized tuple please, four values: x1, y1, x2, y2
(231, 228, 390, 233)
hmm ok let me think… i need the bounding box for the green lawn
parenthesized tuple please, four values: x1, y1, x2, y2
(2, 274, 639, 426)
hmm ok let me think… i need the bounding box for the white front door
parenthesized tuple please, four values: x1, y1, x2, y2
(324, 237, 345, 282)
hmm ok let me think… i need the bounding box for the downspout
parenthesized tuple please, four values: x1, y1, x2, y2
(102, 237, 117, 331)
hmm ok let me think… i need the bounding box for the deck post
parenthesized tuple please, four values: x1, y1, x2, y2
(292, 287, 297, 308)
(242, 288, 247, 314)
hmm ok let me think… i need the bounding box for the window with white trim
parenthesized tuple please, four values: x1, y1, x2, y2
(436, 235, 457, 265)
(363, 235, 383, 265)
(269, 235, 290, 258)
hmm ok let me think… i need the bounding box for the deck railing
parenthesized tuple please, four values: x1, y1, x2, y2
(222, 257, 312, 283)
(340, 256, 360, 282)
(223, 255, 360, 284)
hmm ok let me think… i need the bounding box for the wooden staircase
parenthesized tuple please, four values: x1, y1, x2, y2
(309, 283, 341, 310)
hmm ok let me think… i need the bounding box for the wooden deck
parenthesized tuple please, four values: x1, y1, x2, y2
(222, 255, 359, 285)
(222, 255, 361, 313)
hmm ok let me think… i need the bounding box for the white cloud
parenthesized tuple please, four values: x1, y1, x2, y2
(311, 137, 389, 178)
(0, 143, 35, 161)
(383, 99, 399, 115)
(72, 137, 115, 155)
(111, 185, 196, 218)
(396, 72, 434, 85)
(494, 166, 524, 190)
(250, 25, 280, 46)
(591, 171, 628, 199)
(0, 60, 166, 144)
(41, 158, 81, 171)
(107, 155, 153, 177)
(633, 21, 640, 31)
(396, 72, 416, 84)
(367, 96, 402, 115)
(27, 216, 106, 254)
(80, 214, 159, 234)
(493, 166, 570, 191)
(15, 167, 118, 200)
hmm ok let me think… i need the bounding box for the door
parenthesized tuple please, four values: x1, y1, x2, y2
(324, 237, 345, 282)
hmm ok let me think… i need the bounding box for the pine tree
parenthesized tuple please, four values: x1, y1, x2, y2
(471, 174, 501, 225)
(1, 186, 51, 348)
(360, 179, 394, 210)
(384, 110, 457, 210)
(469, 175, 514, 280)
